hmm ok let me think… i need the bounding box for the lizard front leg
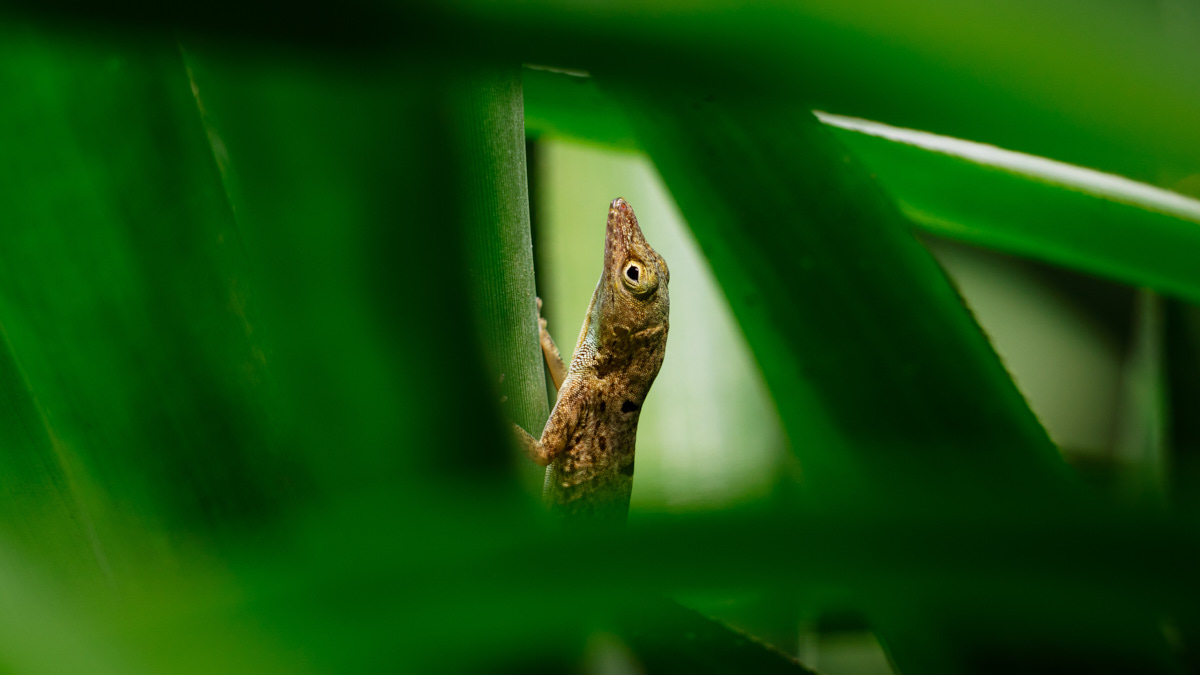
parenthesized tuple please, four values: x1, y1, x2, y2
(513, 373, 582, 466)
(537, 297, 567, 393)
(511, 298, 572, 465)
(512, 424, 551, 466)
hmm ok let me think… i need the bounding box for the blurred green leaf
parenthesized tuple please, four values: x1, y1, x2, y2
(428, 0, 1200, 187)
(0, 544, 131, 675)
(0, 3, 1194, 672)
(0, 22, 279, 585)
(601, 77, 1073, 504)
(596, 75, 1182, 671)
(524, 67, 639, 152)
(178, 45, 544, 671)
(823, 114, 1200, 305)
(1166, 300, 1200, 516)
(528, 69, 1200, 306)
(16, 1, 1200, 184)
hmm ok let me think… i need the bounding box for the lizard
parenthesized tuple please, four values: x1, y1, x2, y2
(514, 197, 670, 526)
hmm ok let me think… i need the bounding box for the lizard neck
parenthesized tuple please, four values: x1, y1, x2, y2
(567, 277, 605, 375)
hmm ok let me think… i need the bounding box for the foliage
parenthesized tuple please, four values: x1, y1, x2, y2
(0, 2, 1198, 672)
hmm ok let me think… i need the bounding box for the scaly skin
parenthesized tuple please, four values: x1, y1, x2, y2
(515, 197, 670, 526)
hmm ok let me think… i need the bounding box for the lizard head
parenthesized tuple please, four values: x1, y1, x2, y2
(599, 197, 670, 336)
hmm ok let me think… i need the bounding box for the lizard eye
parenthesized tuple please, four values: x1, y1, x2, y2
(621, 260, 658, 296)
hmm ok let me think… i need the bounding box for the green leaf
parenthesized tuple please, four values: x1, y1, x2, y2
(18, 1, 1195, 186)
(823, 113, 1200, 305)
(528, 68, 1200, 306)
(523, 67, 639, 152)
(0, 7, 1194, 673)
(0, 22, 278, 582)
(177, 46, 543, 671)
(601, 78, 1074, 505)
(595, 75, 1187, 672)
(415, 0, 1200, 187)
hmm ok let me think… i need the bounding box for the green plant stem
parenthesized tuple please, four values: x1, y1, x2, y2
(450, 66, 550, 493)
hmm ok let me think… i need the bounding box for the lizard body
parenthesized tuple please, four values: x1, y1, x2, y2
(516, 198, 670, 525)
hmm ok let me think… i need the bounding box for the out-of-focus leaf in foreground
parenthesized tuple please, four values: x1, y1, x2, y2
(0, 2, 1196, 672)
(0, 22, 280, 586)
(602, 77, 1073, 504)
(424, 0, 1200, 189)
(0, 21, 563, 673)
(527, 69, 1200, 306)
(822, 113, 1200, 305)
(599, 74, 1181, 671)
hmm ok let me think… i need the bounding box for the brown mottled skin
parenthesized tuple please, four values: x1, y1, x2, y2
(515, 198, 670, 525)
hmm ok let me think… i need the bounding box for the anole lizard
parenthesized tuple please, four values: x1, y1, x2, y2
(515, 197, 670, 525)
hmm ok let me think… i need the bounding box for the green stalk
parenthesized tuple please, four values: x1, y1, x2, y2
(451, 66, 550, 493)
